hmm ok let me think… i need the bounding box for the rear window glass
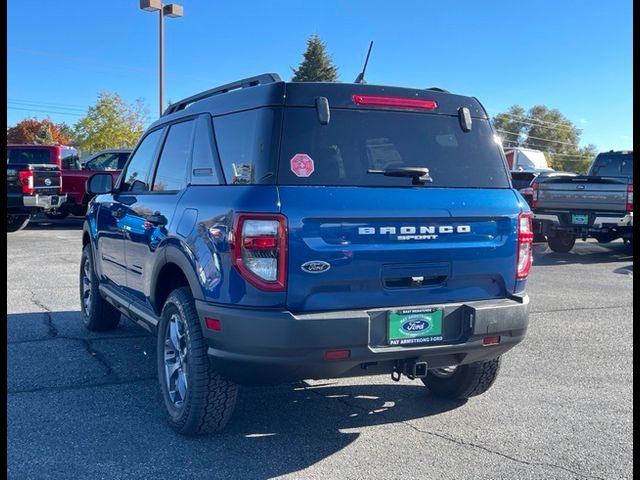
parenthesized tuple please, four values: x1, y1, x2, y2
(212, 108, 280, 184)
(61, 148, 80, 170)
(7, 148, 53, 165)
(589, 153, 633, 178)
(278, 108, 510, 188)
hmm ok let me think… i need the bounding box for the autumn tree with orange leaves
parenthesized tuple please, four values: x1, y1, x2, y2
(7, 119, 72, 145)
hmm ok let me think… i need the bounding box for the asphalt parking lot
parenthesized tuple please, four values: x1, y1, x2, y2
(7, 215, 633, 480)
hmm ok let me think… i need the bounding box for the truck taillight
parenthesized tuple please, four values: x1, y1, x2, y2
(18, 170, 34, 195)
(232, 214, 287, 291)
(531, 182, 539, 209)
(626, 184, 633, 212)
(516, 211, 534, 280)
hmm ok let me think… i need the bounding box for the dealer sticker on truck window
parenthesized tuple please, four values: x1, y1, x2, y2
(388, 308, 444, 346)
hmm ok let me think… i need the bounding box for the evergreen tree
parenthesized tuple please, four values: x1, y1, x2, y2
(292, 34, 339, 82)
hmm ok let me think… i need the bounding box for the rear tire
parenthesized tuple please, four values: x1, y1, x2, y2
(547, 232, 576, 253)
(79, 244, 121, 331)
(7, 214, 31, 232)
(422, 358, 501, 400)
(157, 287, 238, 435)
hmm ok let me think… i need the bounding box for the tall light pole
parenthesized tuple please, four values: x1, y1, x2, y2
(139, 0, 183, 117)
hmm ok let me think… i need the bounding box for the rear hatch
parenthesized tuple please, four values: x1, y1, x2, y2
(276, 99, 522, 312)
(536, 176, 628, 212)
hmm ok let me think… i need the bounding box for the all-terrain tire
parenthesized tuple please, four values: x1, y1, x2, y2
(547, 232, 576, 253)
(79, 244, 121, 331)
(7, 214, 31, 232)
(157, 287, 238, 435)
(422, 357, 501, 400)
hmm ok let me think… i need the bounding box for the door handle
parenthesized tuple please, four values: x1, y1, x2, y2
(112, 208, 125, 219)
(145, 213, 168, 227)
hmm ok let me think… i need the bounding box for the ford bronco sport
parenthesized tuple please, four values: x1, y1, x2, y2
(82, 74, 532, 435)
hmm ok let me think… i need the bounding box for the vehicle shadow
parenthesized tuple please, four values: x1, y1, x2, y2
(532, 241, 633, 266)
(206, 381, 465, 478)
(7, 310, 467, 479)
(25, 215, 84, 230)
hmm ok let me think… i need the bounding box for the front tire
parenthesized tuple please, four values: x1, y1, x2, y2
(79, 244, 120, 331)
(422, 358, 501, 400)
(547, 232, 576, 253)
(157, 287, 238, 435)
(7, 214, 31, 232)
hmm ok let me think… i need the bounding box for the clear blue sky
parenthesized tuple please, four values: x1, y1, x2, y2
(8, 0, 633, 153)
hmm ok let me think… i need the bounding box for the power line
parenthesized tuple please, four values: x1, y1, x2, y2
(8, 101, 86, 113)
(496, 129, 581, 147)
(7, 106, 84, 117)
(8, 98, 88, 110)
(493, 112, 580, 130)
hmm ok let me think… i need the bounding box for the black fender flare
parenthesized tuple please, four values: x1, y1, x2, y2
(150, 243, 205, 313)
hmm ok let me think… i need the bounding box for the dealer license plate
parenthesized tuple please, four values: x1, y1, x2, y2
(571, 214, 589, 225)
(388, 308, 444, 346)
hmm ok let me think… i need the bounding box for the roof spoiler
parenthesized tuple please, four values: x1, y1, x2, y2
(163, 73, 282, 116)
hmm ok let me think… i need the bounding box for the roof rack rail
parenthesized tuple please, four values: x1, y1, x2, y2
(163, 73, 282, 116)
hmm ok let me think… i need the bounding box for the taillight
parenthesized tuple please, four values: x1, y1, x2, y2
(531, 182, 540, 209)
(231, 214, 287, 291)
(18, 170, 34, 195)
(626, 184, 633, 212)
(516, 211, 534, 280)
(352, 95, 438, 110)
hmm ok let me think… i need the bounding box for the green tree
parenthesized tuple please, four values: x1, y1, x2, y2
(291, 34, 339, 82)
(73, 92, 148, 154)
(34, 124, 55, 145)
(492, 105, 597, 173)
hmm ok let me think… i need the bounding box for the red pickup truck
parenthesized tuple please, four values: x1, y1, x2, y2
(5, 145, 131, 219)
(47, 148, 131, 218)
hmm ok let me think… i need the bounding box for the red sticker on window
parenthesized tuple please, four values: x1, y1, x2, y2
(290, 153, 315, 177)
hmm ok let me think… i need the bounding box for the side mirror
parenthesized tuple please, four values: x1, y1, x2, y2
(87, 173, 114, 195)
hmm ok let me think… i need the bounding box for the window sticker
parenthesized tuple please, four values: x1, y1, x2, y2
(290, 153, 315, 177)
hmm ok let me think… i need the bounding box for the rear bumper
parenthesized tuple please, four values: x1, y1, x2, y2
(196, 295, 529, 385)
(535, 212, 633, 229)
(23, 193, 67, 211)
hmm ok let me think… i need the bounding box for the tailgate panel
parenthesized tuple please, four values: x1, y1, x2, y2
(279, 187, 522, 311)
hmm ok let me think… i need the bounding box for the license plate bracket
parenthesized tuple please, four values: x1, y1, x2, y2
(388, 307, 444, 346)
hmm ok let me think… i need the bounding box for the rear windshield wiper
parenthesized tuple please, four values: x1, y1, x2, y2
(367, 167, 433, 185)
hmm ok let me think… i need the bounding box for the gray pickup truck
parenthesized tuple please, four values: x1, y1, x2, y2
(532, 150, 633, 252)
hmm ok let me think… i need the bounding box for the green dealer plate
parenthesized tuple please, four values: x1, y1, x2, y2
(388, 308, 444, 346)
(571, 214, 589, 225)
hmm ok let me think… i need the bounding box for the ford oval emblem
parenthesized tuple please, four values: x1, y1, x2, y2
(44, 178, 52, 186)
(301, 260, 331, 273)
(576, 184, 586, 190)
(401, 319, 429, 333)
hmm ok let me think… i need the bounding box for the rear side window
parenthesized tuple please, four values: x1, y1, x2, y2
(86, 152, 120, 171)
(213, 108, 280, 184)
(152, 120, 195, 192)
(278, 108, 510, 188)
(589, 153, 633, 179)
(61, 148, 80, 170)
(121, 129, 163, 192)
(7, 148, 53, 165)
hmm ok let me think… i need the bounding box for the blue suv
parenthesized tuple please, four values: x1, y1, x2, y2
(82, 74, 532, 435)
